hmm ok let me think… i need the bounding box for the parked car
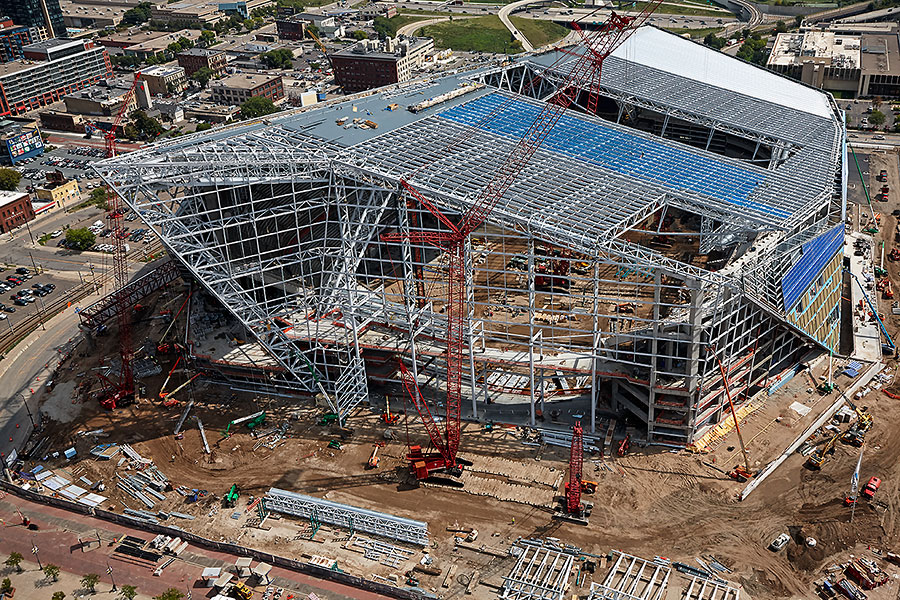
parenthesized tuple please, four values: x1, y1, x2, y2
(769, 533, 790, 551)
(15, 267, 28, 275)
(50, 230, 63, 238)
(13, 298, 27, 306)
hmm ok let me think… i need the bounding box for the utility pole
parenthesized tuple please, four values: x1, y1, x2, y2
(107, 562, 117, 591)
(19, 392, 35, 428)
(28, 252, 38, 274)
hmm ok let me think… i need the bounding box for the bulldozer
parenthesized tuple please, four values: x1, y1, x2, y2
(232, 581, 253, 600)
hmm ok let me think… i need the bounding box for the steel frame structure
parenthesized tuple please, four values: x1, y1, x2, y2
(95, 27, 846, 445)
(264, 488, 429, 546)
(501, 540, 575, 600)
(587, 551, 670, 600)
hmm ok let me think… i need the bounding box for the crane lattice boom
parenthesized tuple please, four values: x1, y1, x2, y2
(383, 7, 663, 479)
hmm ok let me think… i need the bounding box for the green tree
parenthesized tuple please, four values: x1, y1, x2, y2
(870, 109, 886, 127)
(199, 29, 216, 46)
(703, 32, 726, 50)
(306, 24, 319, 37)
(240, 96, 278, 119)
(120, 586, 138, 600)
(736, 35, 769, 65)
(53, 592, 66, 600)
(4, 551, 23, 572)
(261, 48, 294, 69)
(43, 564, 60, 581)
(132, 111, 164, 138)
(123, 1, 152, 25)
(89, 186, 108, 208)
(112, 54, 141, 68)
(373, 16, 396, 38)
(774, 20, 787, 33)
(196, 122, 212, 131)
(0, 578, 11, 593)
(81, 573, 101, 592)
(66, 227, 97, 251)
(191, 66, 215, 86)
(154, 589, 185, 600)
(351, 29, 368, 40)
(0, 167, 21, 191)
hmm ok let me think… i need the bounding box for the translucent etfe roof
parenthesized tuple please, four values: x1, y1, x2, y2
(609, 27, 834, 120)
(437, 92, 788, 219)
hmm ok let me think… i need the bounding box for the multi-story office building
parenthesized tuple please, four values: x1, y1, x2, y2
(177, 47, 227, 76)
(0, 19, 32, 63)
(140, 65, 187, 96)
(0, 39, 111, 115)
(0, 0, 66, 40)
(331, 36, 433, 92)
(210, 73, 283, 106)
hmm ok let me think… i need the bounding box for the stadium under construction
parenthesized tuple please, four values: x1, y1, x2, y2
(96, 27, 847, 446)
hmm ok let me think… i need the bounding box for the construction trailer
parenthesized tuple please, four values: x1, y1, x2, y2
(95, 26, 846, 446)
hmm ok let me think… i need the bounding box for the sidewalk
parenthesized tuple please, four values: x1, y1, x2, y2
(0, 493, 391, 600)
(0, 559, 156, 600)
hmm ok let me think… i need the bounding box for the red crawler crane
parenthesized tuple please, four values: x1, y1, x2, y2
(565, 421, 584, 514)
(384, 5, 663, 481)
(90, 72, 142, 409)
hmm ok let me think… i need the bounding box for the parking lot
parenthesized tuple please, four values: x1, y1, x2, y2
(0, 265, 77, 332)
(14, 142, 106, 194)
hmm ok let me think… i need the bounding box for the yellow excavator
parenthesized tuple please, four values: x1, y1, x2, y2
(844, 394, 873, 433)
(807, 431, 841, 470)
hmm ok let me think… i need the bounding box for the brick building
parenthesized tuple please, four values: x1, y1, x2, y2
(0, 190, 35, 233)
(177, 47, 227, 77)
(331, 36, 433, 93)
(210, 73, 283, 106)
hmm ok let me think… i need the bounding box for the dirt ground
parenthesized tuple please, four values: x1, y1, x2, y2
(18, 153, 900, 599)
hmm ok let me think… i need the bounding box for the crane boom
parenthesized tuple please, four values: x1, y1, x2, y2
(382, 8, 663, 479)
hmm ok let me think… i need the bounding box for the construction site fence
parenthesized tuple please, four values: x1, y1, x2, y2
(0, 479, 427, 600)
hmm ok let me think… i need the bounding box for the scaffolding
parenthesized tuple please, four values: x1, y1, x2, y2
(95, 27, 846, 444)
(501, 540, 575, 600)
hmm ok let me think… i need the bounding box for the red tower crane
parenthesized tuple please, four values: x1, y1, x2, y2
(565, 421, 584, 514)
(383, 7, 663, 481)
(91, 72, 142, 409)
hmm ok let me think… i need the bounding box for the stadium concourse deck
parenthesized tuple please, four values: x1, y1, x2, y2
(95, 26, 847, 444)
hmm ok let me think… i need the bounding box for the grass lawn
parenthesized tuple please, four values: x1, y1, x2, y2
(662, 25, 724, 38)
(509, 16, 569, 47)
(387, 14, 432, 34)
(421, 15, 524, 53)
(399, 8, 460, 16)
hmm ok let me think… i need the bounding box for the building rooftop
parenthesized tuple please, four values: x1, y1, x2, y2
(0, 190, 29, 209)
(23, 38, 84, 51)
(860, 33, 900, 75)
(212, 72, 280, 89)
(141, 64, 185, 77)
(125, 29, 202, 52)
(332, 36, 432, 61)
(179, 47, 224, 57)
(97, 30, 166, 46)
(102, 26, 842, 242)
(768, 31, 861, 69)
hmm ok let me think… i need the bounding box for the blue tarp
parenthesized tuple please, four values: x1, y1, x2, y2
(780, 224, 844, 312)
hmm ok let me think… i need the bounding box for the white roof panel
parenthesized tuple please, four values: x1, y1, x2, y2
(610, 27, 833, 119)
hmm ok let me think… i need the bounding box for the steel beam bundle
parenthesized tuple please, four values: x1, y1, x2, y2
(264, 488, 429, 546)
